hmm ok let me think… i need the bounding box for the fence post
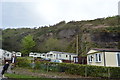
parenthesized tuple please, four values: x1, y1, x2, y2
(108, 68, 110, 78)
(47, 63, 49, 72)
(85, 66, 87, 77)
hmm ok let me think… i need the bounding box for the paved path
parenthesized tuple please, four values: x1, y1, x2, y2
(0, 66, 3, 79)
(0, 65, 13, 80)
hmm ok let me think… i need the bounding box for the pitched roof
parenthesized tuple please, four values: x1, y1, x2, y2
(49, 51, 77, 55)
(92, 48, 120, 52)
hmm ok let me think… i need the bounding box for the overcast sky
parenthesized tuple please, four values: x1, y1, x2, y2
(0, 0, 120, 29)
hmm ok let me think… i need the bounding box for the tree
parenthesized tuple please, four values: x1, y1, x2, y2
(44, 38, 67, 52)
(21, 35, 35, 56)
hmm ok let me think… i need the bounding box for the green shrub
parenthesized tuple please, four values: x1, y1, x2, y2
(86, 65, 108, 77)
(34, 61, 60, 72)
(16, 57, 31, 68)
(16, 58, 120, 78)
(109, 67, 120, 78)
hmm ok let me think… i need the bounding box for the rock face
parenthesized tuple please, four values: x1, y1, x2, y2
(89, 32, 120, 48)
(58, 29, 76, 38)
(91, 32, 120, 42)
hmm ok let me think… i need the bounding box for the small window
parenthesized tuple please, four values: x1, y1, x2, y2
(50, 54, 52, 57)
(47, 54, 49, 57)
(95, 54, 98, 62)
(99, 54, 101, 61)
(7, 54, 9, 57)
(66, 55, 68, 58)
(117, 53, 120, 66)
(59, 54, 61, 57)
(88, 55, 93, 62)
(95, 53, 101, 62)
(74, 57, 78, 63)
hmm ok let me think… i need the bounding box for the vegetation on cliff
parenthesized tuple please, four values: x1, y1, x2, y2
(2, 15, 120, 55)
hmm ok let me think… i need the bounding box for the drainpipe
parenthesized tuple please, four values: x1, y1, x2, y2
(103, 51, 106, 67)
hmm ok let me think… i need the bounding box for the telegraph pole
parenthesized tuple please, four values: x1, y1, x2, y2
(76, 34, 79, 56)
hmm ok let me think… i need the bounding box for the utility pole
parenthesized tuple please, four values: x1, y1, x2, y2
(76, 34, 79, 56)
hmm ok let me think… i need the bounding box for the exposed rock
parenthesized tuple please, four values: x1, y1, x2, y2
(58, 29, 76, 38)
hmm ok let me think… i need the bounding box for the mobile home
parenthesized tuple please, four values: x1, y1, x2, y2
(87, 48, 120, 67)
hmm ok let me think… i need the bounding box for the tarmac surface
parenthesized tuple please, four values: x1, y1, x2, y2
(0, 65, 13, 80)
(0, 66, 3, 80)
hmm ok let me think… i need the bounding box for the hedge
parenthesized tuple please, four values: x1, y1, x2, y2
(16, 57, 120, 78)
(16, 57, 31, 68)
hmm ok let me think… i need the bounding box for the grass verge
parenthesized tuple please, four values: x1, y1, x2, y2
(4, 73, 39, 78)
(4, 73, 56, 80)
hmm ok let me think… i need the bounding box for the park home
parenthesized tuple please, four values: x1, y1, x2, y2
(87, 48, 120, 67)
(29, 52, 34, 57)
(29, 51, 77, 62)
(0, 49, 4, 64)
(0, 49, 13, 60)
(16, 52, 22, 57)
(3, 50, 12, 60)
(0, 49, 13, 63)
(29, 52, 42, 58)
(37, 53, 46, 58)
(46, 51, 77, 61)
(0, 49, 4, 59)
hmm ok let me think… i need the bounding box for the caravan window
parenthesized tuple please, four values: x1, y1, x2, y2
(117, 53, 120, 66)
(95, 53, 102, 62)
(88, 55, 93, 63)
(66, 55, 68, 58)
(59, 54, 61, 57)
(17, 53, 20, 55)
(6, 54, 9, 57)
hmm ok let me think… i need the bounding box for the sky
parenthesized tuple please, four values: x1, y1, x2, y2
(0, 0, 120, 29)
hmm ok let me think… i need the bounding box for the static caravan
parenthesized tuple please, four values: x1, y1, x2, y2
(29, 52, 43, 58)
(0, 49, 4, 59)
(37, 53, 46, 59)
(16, 52, 22, 57)
(46, 51, 77, 62)
(29, 52, 34, 57)
(0, 49, 4, 64)
(4, 50, 12, 60)
(87, 48, 120, 67)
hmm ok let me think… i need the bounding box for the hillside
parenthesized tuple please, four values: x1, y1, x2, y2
(2, 15, 120, 55)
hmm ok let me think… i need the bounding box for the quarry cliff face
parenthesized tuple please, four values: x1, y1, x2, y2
(91, 32, 120, 42)
(90, 32, 120, 48)
(2, 16, 120, 52)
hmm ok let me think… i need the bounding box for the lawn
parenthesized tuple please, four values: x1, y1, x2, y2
(4, 73, 56, 80)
